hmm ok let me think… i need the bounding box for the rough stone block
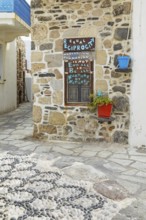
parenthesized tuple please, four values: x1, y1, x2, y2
(38, 96, 51, 105)
(113, 96, 129, 112)
(85, 120, 98, 134)
(31, 41, 35, 50)
(103, 39, 112, 48)
(113, 4, 124, 16)
(111, 70, 122, 78)
(92, 9, 103, 17)
(55, 39, 63, 52)
(32, 24, 48, 40)
(40, 43, 53, 51)
(79, 26, 98, 38)
(50, 30, 60, 38)
(33, 105, 42, 123)
(123, 2, 131, 14)
(112, 86, 126, 94)
(63, 28, 79, 38)
(50, 79, 63, 91)
(114, 28, 131, 41)
(101, 0, 111, 8)
(54, 69, 63, 79)
(45, 54, 63, 67)
(32, 63, 46, 73)
(113, 131, 128, 144)
(96, 50, 107, 65)
(114, 43, 122, 51)
(33, 124, 38, 136)
(38, 16, 52, 22)
(37, 78, 49, 84)
(56, 15, 67, 20)
(32, 84, 40, 93)
(63, 125, 72, 135)
(95, 66, 104, 79)
(76, 119, 86, 131)
(84, 4, 93, 11)
(52, 91, 63, 105)
(68, 3, 82, 10)
(44, 89, 52, 96)
(31, 52, 43, 62)
(39, 72, 55, 77)
(39, 124, 57, 134)
(95, 80, 108, 92)
(67, 115, 76, 121)
(31, 0, 42, 8)
(49, 112, 66, 125)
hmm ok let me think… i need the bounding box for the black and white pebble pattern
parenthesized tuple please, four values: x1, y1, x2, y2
(0, 153, 118, 220)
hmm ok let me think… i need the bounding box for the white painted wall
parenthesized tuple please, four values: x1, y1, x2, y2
(129, 0, 146, 145)
(26, 0, 30, 5)
(0, 41, 17, 114)
(0, 44, 4, 80)
(25, 73, 33, 102)
(21, 36, 31, 70)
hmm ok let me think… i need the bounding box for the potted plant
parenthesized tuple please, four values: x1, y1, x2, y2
(117, 54, 131, 70)
(88, 94, 113, 118)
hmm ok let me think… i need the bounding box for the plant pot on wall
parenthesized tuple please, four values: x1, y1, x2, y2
(117, 55, 130, 70)
(97, 104, 112, 118)
(88, 94, 113, 118)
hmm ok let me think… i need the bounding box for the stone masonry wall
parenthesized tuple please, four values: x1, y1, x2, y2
(31, 0, 132, 144)
(17, 38, 26, 105)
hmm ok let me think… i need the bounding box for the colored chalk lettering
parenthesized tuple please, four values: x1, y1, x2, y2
(63, 38, 95, 52)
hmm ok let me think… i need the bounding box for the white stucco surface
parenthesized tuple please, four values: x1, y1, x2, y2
(25, 73, 32, 102)
(21, 37, 31, 70)
(26, 0, 30, 5)
(0, 41, 17, 114)
(129, 0, 146, 145)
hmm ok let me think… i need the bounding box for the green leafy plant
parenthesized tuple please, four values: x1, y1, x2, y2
(88, 94, 113, 112)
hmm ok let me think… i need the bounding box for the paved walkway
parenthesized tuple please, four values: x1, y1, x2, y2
(0, 103, 146, 220)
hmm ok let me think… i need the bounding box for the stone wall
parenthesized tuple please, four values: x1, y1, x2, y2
(17, 37, 26, 105)
(31, 0, 132, 144)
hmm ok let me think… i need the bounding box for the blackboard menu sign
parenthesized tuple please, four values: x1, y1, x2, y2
(64, 60, 92, 74)
(63, 38, 95, 52)
(63, 52, 95, 60)
(67, 74, 91, 86)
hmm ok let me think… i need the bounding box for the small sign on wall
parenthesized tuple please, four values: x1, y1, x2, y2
(63, 38, 95, 52)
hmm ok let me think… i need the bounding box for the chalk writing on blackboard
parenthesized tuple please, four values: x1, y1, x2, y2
(63, 38, 95, 52)
(67, 74, 90, 86)
(63, 52, 95, 60)
(65, 60, 92, 74)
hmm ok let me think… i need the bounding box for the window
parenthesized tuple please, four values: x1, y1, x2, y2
(63, 37, 95, 106)
(0, 43, 5, 82)
(65, 60, 93, 105)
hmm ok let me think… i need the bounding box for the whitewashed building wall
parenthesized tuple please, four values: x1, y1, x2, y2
(129, 0, 146, 145)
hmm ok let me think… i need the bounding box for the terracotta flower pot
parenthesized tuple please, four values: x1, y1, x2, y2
(97, 104, 112, 118)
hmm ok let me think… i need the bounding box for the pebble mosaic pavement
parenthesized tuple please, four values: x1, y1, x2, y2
(0, 153, 132, 220)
